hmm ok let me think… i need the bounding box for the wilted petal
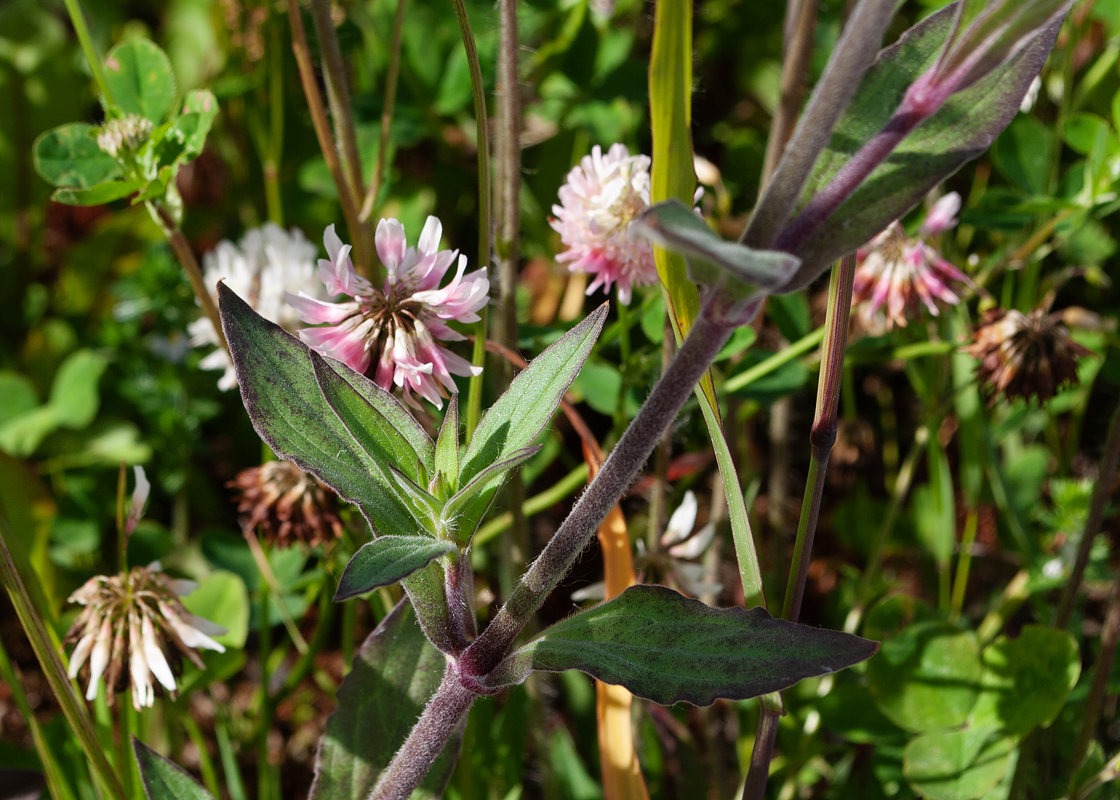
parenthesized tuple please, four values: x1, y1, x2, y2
(669, 522, 717, 560)
(142, 617, 177, 692)
(661, 491, 698, 547)
(85, 619, 113, 701)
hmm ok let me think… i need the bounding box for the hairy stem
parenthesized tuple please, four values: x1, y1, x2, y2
(461, 305, 736, 677)
(494, 0, 527, 597)
(360, 0, 408, 222)
(449, 0, 492, 441)
(761, 0, 817, 188)
(1055, 400, 1120, 628)
(369, 662, 477, 800)
(285, 0, 367, 269)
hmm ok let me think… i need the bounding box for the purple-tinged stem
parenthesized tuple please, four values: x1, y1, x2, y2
(460, 304, 737, 678)
(369, 661, 477, 800)
(772, 74, 949, 255)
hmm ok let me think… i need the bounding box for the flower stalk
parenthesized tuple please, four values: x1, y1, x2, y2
(360, 0, 408, 222)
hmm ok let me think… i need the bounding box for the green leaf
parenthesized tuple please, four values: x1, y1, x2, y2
(48, 350, 108, 429)
(0, 372, 38, 425)
(456, 304, 608, 544)
(33, 124, 120, 189)
(177, 90, 218, 157)
(104, 40, 178, 123)
(787, 3, 1059, 290)
(322, 356, 436, 484)
(434, 394, 460, 496)
(335, 537, 457, 601)
(903, 729, 1015, 800)
(441, 446, 541, 524)
(486, 585, 878, 706)
(991, 115, 1053, 194)
(133, 739, 216, 800)
(178, 571, 247, 650)
(1062, 112, 1112, 156)
(632, 199, 800, 308)
(310, 600, 461, 800)
(218, 285, 453, 651)
(52, 179, 144, 206)
(868, 621, 983, 733)
(968, 626, 1080, 738)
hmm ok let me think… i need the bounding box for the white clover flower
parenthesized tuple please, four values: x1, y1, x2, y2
(96, 114, 153, 158)
(550, 144, 658, 305)
(287, 219, 489, 409)
(189, 223, 325, 390)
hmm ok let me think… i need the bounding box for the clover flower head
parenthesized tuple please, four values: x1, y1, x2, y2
(287, 219, 489, 409)
(231, 460, 343, 547)
(66, 564, 226, 711)
(96, 114, 153, 158)
(550, 144, 658, 305)
(189, 224, 324, 390)
(967, 306, 1093, 405)
(854, 193, 969, 329)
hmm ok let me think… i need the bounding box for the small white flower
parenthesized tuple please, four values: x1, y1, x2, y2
(189, 224, 325, 390)
(96, 115, 153, 158)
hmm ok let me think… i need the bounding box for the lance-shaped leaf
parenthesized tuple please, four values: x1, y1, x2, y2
(484, 585, 878, 706)
(218, 284, 454, 651)
(310, 600, 462, 800)
(336, 537, 457, 601)
(33, 123, 120, 189)
(133, 740, 216, 800)
(456, 304, 608, 543)
(936, 0, 1073, 95)
(783, 2, 1059, 290)
(104, 40, 177, 123)
(632, 200, 800, 309)
(435, 395, 460, 497)
(442, 445, 541, 531)
(311, 353, 436, 508)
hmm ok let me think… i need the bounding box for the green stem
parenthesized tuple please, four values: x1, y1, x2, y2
(474, 463, 589, 547)
(0, 635, 76, 800)
(950, 510, 978, 622)
(215, 711, 248, 800)
(181, 712, 221, 798)
(450, 0, 491, 441)
(258, 580, 274, 800)
(0, 509, 127, 800)
(61, 0, 114, 107)
(360, 0, 408, 221)
(721, 327, 825, 394)
(264, 21, 285, 226)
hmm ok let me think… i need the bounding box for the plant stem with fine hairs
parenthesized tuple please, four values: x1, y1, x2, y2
(448, 0, 492, 442)
(462, 304, 737, 677)
(494, 0, 527, 596)
(761, 0, 818, 188)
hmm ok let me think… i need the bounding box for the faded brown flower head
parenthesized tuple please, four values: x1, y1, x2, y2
(231, 461, 343, 546)
(967, 307, 1093, 404)
(66, 565, 225, 711)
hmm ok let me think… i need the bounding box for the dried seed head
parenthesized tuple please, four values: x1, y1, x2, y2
(230, 461, 343, 547)
(967, 307, 1093, 404)
(65, 565, 225, 710)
